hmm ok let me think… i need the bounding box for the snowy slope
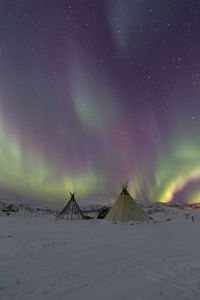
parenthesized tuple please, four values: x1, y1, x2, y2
(1, 194, 200, 217)
(1, 201, 200, 300)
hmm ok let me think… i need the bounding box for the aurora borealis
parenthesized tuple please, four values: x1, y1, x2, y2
(0, 1, 200, 203)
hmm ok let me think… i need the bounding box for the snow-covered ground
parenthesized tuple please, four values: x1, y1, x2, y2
(1, 198, 200, 300)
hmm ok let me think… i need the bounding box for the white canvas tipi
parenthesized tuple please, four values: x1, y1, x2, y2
(105, 184, 150, 222)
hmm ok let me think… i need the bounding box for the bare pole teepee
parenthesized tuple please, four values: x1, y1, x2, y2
(56, 192, 85, 220)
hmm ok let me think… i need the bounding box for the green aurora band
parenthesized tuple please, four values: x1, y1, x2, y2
(0, 114, 105, 202)
(1, 109, 200, 203)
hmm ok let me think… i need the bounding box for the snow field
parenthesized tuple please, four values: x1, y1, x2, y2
(1, 213, 200, 300)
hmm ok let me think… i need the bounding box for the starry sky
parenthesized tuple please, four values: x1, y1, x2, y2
(0, 0, 200, 203)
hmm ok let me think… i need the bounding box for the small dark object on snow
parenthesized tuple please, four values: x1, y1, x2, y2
(184, 213, 189, 219)
(96, 206, 110, 219)
(192, 216, 195, 222)
(160, 291, 164, 296)
(83, 215, 94, 220)
(7, 204, 19, 212)
(166, 218, 171, 221)
(2, 204, 19, 215)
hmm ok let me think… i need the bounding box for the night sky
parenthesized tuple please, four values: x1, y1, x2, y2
(0, 0, 200, 203)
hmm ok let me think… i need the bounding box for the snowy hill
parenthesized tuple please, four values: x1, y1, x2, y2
(1, 195, 200, 218)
